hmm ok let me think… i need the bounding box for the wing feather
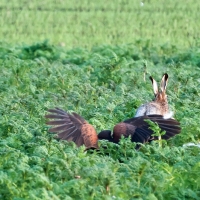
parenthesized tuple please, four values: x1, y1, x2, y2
(45, 108, 98, 149)
(124, 115, 181, 143)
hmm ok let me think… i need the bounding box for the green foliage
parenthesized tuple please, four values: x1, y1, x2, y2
(0, 0, 200, 48)
(0, 1, 200, 197)
(144, 119, 167, 148)
(0, 41, 199, 199)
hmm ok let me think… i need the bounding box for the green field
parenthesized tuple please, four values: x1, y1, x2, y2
(0, 0, 200, 48)
(0, 1, 200, 199)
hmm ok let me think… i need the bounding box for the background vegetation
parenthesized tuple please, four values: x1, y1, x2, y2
(0, 0, 200, 48)
(0, 0, 200, 199)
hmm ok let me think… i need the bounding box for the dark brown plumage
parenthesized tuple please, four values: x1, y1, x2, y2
(46, 108, 98, 149)
(45, 108, 181, 150)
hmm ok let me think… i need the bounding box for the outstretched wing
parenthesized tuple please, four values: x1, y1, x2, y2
(45, 108, 99, 149)
(99, 115, 181, 145)
(124, 115, 181, 142)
